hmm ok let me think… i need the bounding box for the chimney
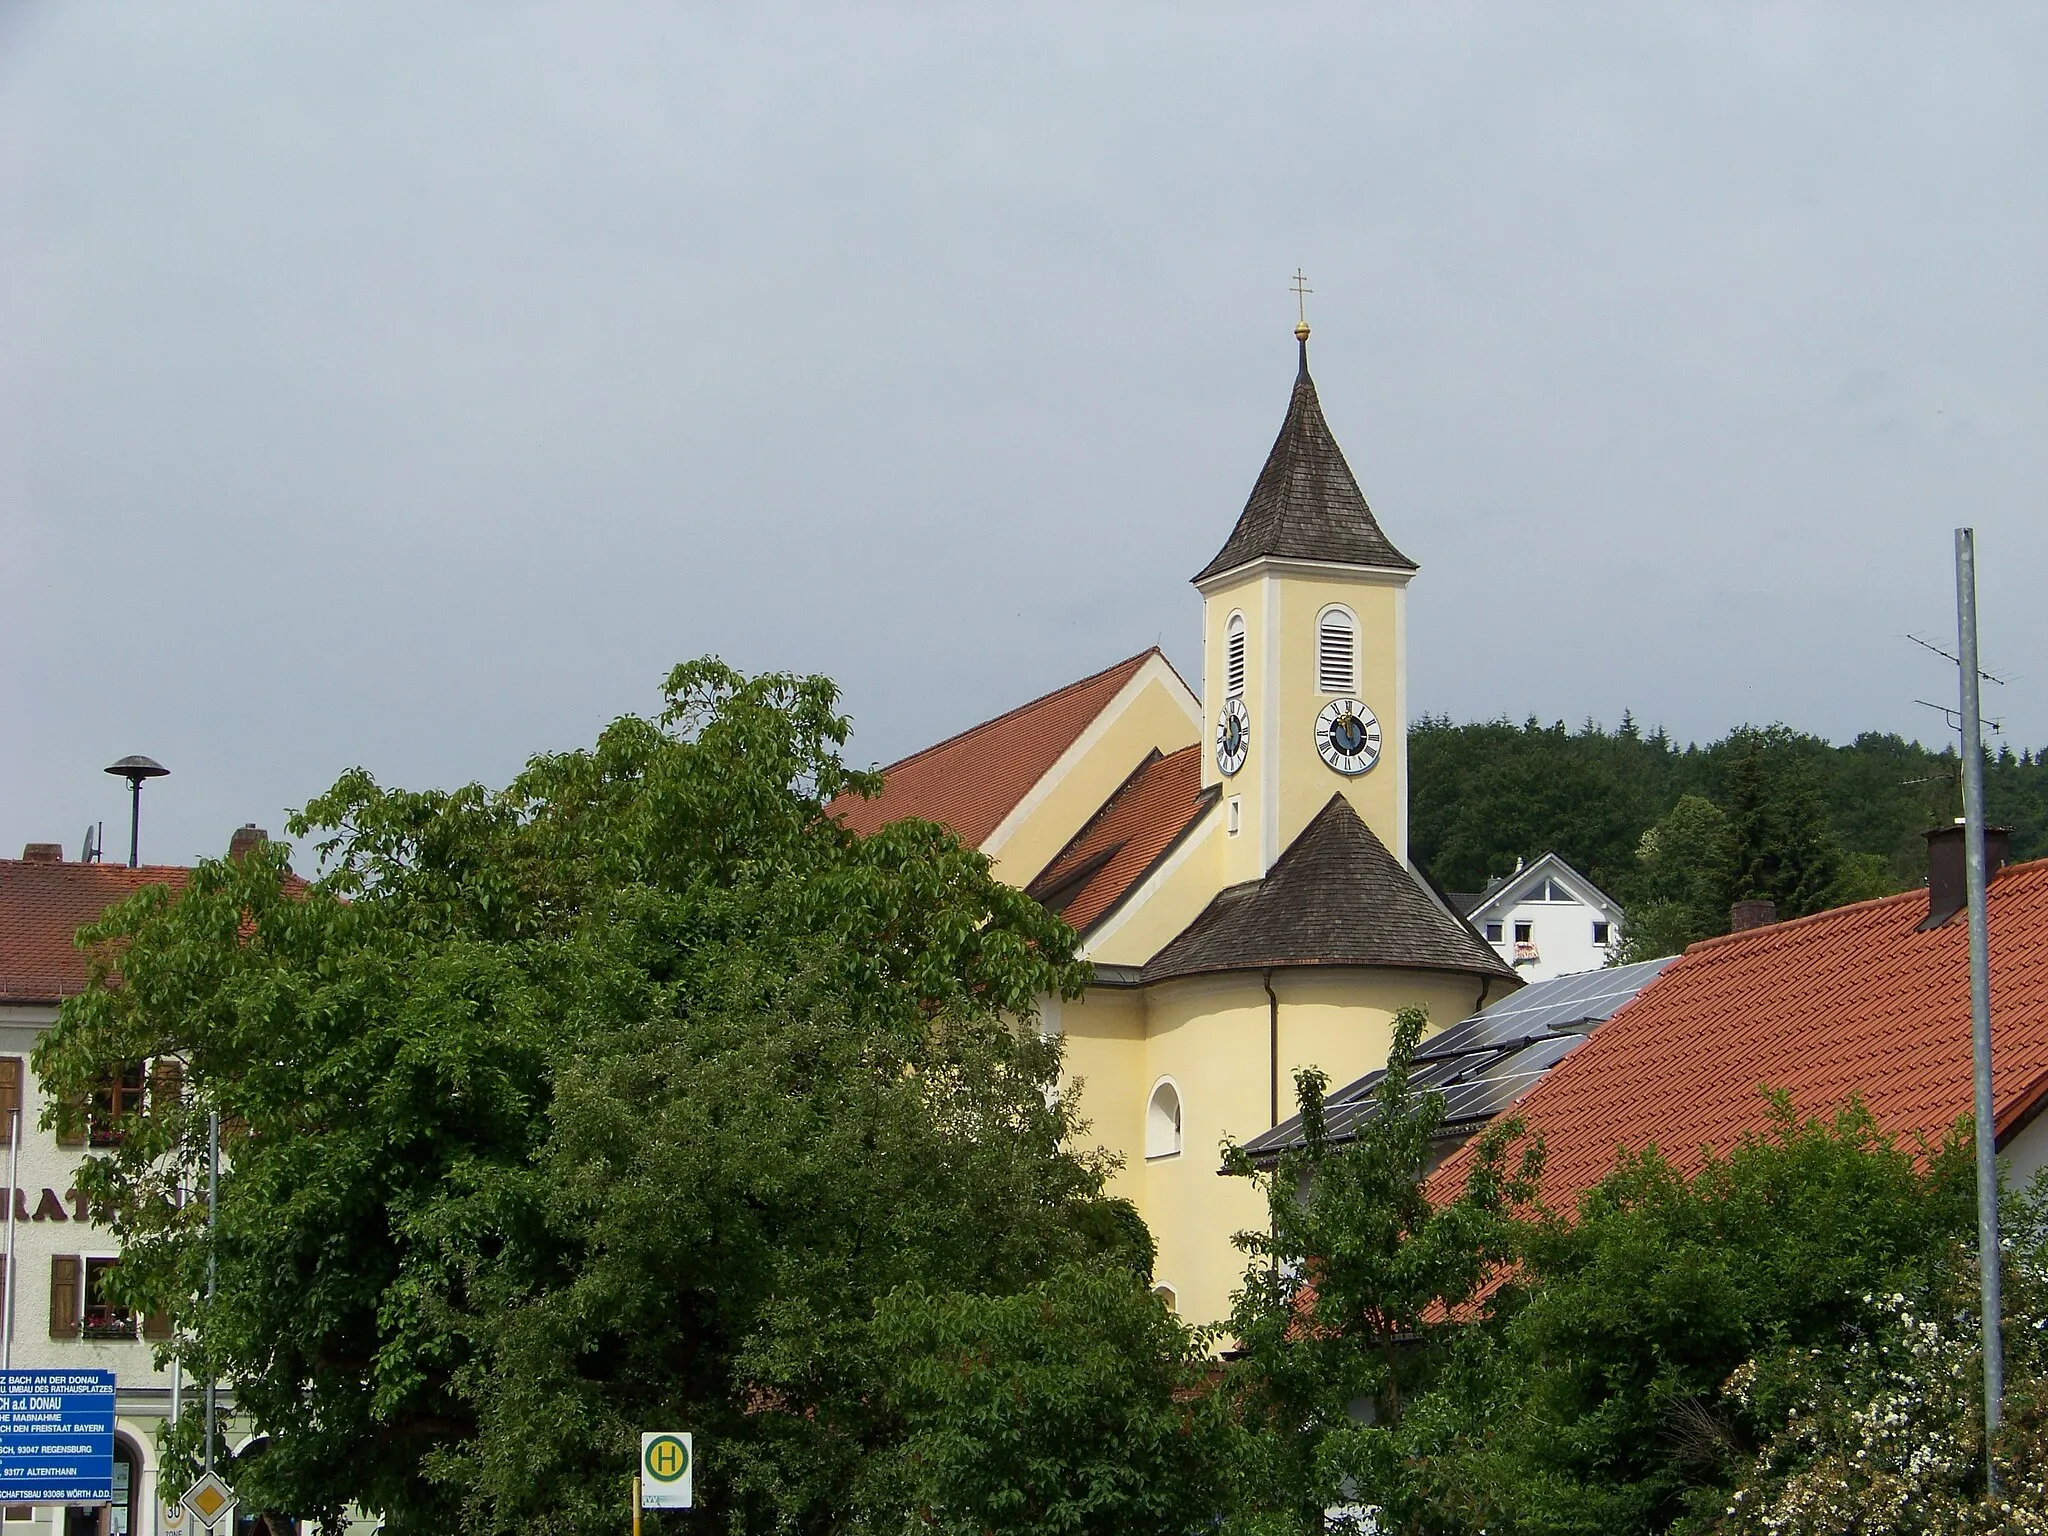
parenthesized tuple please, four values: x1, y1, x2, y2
(1920, 821, 2011, 931)
(227, 824, 268, 862)
(1730, 899, 1777, 933)
(20, 843, 62, 863)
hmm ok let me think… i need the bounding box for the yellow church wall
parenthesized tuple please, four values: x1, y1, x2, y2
(1057, 965, 1508, 1329)
(982, 661, 1201, 887)
(1054, 987, 1149, 1205)
(1270, 568, 1410, 864)
(1196, 561, 1413, 885)
(1081, 810, 1227, 969)
(1132, 974, 1275, 1326)
(1197, 570, 1273, 888)
(1271, 967, 1498, 1110)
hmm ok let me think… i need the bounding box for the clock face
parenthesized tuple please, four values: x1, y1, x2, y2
(1215, 698, 1250, 776)
(1315, 698, 1382, 776)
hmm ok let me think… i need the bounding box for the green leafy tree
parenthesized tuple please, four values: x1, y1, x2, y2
(1220, 1007, 1542, 1535)
(860, 1263, 1232, 1536)
(35, 660, 1159, 1536)
(1409, 1100, 1981, 1535)
(1409, 713, 2048, 925)
(1611, 794, 1735, 961)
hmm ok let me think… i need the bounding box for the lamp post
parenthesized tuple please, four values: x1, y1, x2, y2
(102, 756, 169, 868)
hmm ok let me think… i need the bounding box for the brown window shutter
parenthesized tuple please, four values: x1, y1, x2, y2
(142, 1306, 172, 1342)
(0, 1059, 18, 1146)
(151, 1058, 184, 1117)
(55, 1093, 86, 1150)
(49, 1255, 79, 1339)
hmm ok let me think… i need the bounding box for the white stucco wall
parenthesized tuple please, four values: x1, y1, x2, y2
(1474, 890, 1618, 981)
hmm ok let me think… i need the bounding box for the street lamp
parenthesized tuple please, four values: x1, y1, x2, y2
(103, 755, 169, 868)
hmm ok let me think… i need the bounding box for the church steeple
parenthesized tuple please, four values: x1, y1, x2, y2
(1194, 326, 1416, 881)
(1192, 336, 1414, 584)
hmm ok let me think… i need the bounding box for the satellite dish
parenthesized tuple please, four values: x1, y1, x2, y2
(80, 825, 99, 864)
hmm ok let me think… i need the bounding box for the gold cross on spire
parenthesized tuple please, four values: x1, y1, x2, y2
(1290, 268, 1313, 340)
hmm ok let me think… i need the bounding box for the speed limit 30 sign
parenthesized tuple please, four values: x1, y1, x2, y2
(640, 1431, 693, 1509)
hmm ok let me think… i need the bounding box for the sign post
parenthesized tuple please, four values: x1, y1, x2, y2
(0, 1369, 115, 1507)
(640, 1432, 692, 1511)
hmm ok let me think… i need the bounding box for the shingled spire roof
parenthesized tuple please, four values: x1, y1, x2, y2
(1139, 795, 1511, 984)
(1194, 336, 1415, 584)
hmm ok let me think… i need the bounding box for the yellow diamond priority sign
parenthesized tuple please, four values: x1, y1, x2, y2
(640, 1431, 693, 1509)
(181, 1471, 237, 1529)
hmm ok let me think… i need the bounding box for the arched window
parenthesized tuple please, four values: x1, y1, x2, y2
(1146, 1079, 1183, 1160)
(1316, 607, 1357, 694)
(1225, 613, 1247, 698)
(1151, 1284, 1178, 1313)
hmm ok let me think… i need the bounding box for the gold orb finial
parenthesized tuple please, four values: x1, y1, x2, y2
(1294, 320, 1311, 341)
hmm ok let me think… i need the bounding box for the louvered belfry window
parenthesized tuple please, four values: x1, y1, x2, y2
(1225, 614, 1246, 697)
(1317, 609, 1356, 694)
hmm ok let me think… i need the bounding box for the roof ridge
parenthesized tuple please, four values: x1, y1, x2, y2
(0, 861, 193, 873)
(1676, 856, 2048, 958)
(863, 648, 1160, 779)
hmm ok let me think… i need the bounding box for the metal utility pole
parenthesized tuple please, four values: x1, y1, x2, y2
(103, 756, 169, 867)
(205, 1107, 219, 1477)
(3, 1088, 18, 1374)
(1955, 527, 2003, 1495)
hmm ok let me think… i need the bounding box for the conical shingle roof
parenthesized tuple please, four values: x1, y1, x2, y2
(1194, 340, 1414, 583)
(1140, 795, 1510, 983)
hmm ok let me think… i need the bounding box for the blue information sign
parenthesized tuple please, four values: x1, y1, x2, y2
(0, 1370, 115, 1505)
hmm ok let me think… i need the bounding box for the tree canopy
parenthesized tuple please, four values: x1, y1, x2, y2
(36, 660, 1170, 1535)
(1410, 715, 2048, 955)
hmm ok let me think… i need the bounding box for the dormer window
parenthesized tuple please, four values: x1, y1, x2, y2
(1316, 607, 1356, 694)
(1226, 614, 1246, 698)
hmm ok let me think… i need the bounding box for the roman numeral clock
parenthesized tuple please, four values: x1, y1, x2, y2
(1315, 698, 1382, 776)
(1215, 698, 1249, 776)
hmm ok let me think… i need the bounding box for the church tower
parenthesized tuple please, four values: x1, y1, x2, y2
(1196, 322, 1416, 885)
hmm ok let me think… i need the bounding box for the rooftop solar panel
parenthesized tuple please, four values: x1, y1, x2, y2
(1238, 957, 1672, 1161)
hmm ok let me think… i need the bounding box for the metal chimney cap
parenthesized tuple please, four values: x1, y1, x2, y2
(104, 755, 169, 781)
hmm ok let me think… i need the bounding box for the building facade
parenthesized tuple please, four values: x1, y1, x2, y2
(834, 328, 1517, 1325)
(0, 849, 185, 1536)
(1453, 852, 1626, 981)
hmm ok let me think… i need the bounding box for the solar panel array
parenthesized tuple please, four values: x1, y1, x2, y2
(1240, 956, 1674, 1160)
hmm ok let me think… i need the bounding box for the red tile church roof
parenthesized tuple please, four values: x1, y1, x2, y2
(1426, 858, 2048, 1211)
(828, 650, 1161, 848)
(1026, 745, 1214, 934)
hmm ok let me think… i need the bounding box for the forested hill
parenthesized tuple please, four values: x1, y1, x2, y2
(1410, 714, 2048, 959)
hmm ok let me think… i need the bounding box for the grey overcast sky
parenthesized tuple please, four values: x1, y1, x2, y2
(3, 4, 2044, 870)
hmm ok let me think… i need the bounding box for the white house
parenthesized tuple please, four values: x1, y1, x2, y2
(1452, 853, 1625, 981)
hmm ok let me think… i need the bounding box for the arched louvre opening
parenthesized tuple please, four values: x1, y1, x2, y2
(1316, 609, 1356, 694)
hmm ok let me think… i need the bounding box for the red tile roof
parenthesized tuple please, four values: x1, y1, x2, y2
(1427, 858, 2048, 1212)
(0, 860, 196, 1004)
(828, 650, 1163, 847)
(1026, 745, 1214, 934)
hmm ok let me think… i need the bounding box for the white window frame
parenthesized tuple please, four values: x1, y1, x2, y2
(1146, 1077, 1184, 1160)
(1315, 605, 1357, 695)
